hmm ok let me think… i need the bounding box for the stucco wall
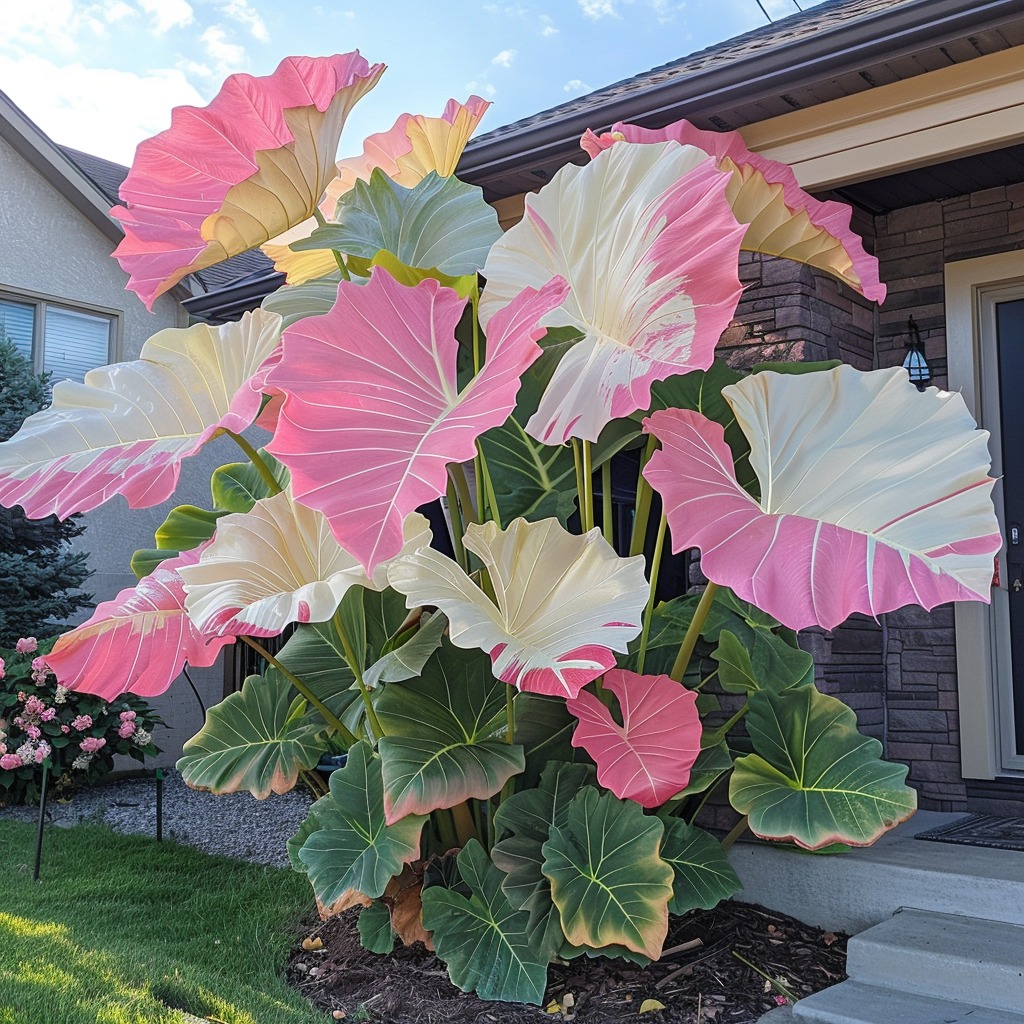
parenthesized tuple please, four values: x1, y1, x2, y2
(0, 139, 230, 765)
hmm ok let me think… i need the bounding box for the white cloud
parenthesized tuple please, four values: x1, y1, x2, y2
(200, 25, 248, 75)
(0, 51, 206, 164)
(491, 49, 517, 68)
(578, 0, 618, 17)
(218, 0, 269, 42)
(563, 78, 591, 93)
(138, 0, 194, 33)
(539, 14, 559, 36)
(0, 1, 136, 54)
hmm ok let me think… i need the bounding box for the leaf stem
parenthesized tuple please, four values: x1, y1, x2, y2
(572, 440, 587, 531)
(630, 433, 659, 557)
(671, 582, 719, 683)
(446, 472, 469, 572)
(476, 441, 503, 529)
(332, 611, 385, 742)
(582, 440, 594, 532)
(312, 206, 350, 281)
(451, 800, 478, 846)
(637, 515, 667, 675)
(239, 635, 357, 746)
(451, 461, 478, 527)
(225, 432, 282, 496)
(601, 460, 613, 546)
(720, 814, 749, 851)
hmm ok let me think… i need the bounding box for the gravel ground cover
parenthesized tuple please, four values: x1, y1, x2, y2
(0, 769, 313, 867)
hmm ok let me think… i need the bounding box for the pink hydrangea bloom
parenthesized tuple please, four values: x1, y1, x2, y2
(0, 657, 5, 680)
(15, 637, 37, 654)
(71, 714, 93, 731)
(0, 753, 22, 770)
(26, 726, 41, 740)
(40, 707, 56, 722)
(118, 721, 137, 740)
(31, 656, 48, 675)
(119, 710, 137, 722)
(35, 742, 50, 764)
(24, 696, 44, 716)
(60, 724, 70, 734)
(79, 736, 106, 754)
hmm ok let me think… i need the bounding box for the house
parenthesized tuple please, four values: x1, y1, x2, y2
(447, 0, 1024, 818)
(0, 89, 276, 764)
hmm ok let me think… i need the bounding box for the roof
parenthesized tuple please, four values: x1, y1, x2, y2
(458, 0, 1024, 199)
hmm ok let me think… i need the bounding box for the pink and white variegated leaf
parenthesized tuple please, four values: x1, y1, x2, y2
(265, 268, 569, 575)
(566, 670, 702, 808)
(46, 547, 233, 700)
(388, 518, 648, 699)
(643, 365, 1000, 632)
(478, 142, 745, 443)
(0, 309, 283, 520)
(582, 119, 885, 303)
(111, 53, 385, 309)
(180, 489, 432, 638)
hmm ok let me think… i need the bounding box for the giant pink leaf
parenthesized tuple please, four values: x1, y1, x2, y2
(567, 670, 701, 808)
(0, 309, 282, 519)
(478, 142, 745, 443)
(111, 53, 385, 309)
(643, 365, 1000, 632)
(266, 269, 568, 575)
(46, 547, 233, 700)
(581, 118, 885, 303)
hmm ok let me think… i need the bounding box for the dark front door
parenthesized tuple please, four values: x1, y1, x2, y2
(996, 297, 1024, 757)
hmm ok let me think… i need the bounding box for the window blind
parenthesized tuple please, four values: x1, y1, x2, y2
(0, 299, 36, 362)
(44, 306, 111, 383)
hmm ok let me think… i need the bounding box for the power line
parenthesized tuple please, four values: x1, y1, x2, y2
(754, 0, 772, 20)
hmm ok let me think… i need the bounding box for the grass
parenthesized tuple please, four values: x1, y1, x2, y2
(0, 820, 327, 1024)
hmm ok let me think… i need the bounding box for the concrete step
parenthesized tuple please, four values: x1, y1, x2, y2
(847, 909, 1024, 1013)
(788, 980, 1024, 1024)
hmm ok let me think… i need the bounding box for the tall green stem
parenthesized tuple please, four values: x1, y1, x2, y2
(582, 440, 595, 532)
(476, 441, 503, 529)
(312, 206, 350, 281)
(226, 432, 282, 496)
(333, 611, 385, 742)
(572, 440, 587, 529)
(601, 460, 613, 545)
(720, 814, 749, 851)
(630, 434, 659, 557)
(239, 635, 357, 746)
(637, 515, 668, 675)
(446, 472, 469, 572)
(451, 462, 478, 526)
(671, 581, 719, 683)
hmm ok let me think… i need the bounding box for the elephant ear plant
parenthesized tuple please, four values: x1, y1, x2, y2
(0, 53, 1001, 1004)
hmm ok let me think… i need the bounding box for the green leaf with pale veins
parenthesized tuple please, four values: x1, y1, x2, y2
(363, 610, 447, 689)
(176, 671, 327, 799)
(730, 686, 917, 850)
(357, 902, 395, 954)
(542, 788, 674, 959)
(298, 741, 427, 905)
(261, 272, 349, 328)
(210, 452, 290, 511)
(375, 641, 525, 822)
(421, 839, 548, 1004)
(300, 169, 501, 277)
(712, 628, 814, 696)
(658, 818, 741, 914)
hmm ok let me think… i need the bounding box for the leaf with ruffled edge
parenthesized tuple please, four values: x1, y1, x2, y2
(179, 489, 432, 638)
(479, 142, 745, 443)
(0, 309, 282, 520)
(388, 517, 648, 699)
(111, 54, 384, 310)
(177, 670, 327, 799)
(566, 669, 702, 808)
(298, 741, 427, 906)
(46, 547, 233, 700)
(658, 817, 741, 914)
(421, 839, 548, 1004)
(581, 119, 885, 303)
(643, 365, 1000, 631)
(265, 269, 568, 575)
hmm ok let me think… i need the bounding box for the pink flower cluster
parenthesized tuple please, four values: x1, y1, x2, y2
(15, 637, 37, 654)
(118, 709, 137, 740)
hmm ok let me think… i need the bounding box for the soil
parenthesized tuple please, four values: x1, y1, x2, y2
(287, 900, 847, 1024)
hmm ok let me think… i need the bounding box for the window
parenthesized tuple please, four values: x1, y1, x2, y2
(0, 294, 115, 383)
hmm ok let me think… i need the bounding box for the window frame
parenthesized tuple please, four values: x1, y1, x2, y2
(0, 286, 121, 381)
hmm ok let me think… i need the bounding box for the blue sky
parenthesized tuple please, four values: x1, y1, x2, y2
(0, 0, 825, 166)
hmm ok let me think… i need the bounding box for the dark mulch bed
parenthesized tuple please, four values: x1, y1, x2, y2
(287, 900, 847, 1024)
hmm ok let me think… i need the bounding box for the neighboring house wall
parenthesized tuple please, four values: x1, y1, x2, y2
(0, 138, 229, 766)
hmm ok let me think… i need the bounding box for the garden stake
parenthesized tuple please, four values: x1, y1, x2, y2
(33, 760, 49, 882)
(156, 767, 163, 842)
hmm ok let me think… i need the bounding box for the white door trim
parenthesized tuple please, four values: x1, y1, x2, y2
(946, 250, 1024, 778)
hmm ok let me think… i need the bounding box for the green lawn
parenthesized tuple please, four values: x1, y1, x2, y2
(0, 821, 327, 1024)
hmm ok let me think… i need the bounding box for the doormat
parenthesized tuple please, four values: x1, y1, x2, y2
(914, 814, 1024, 852)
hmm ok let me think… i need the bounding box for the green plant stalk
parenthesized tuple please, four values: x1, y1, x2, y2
(239, 635, 357, 746)
(451, 460, 478, 527)
(702, 701, 750, 749)
(582, 440, 595, 532)
(720, 813, 750, 851)
(299, 768, 329, 798)
(670, 581, 719, 682)
(312, 206, 350, 281)
(572, 439, 587, 528)
(225, 431, 283, 496)
(636, 514, 668, 675)
(446, 472, 469, 572)
(629, 433, 659, 557)
(451, 800, 478, 846)
(732, 951, 799, 1004)
(602, 459, 613, 545)
(332, 611, 385, 742)
(498, 688, 517, 808)
(435, 808, 459, 850)
(476, 440, 503, 529)
(685, 768, 731, 825)
(470, 279, 482, 376)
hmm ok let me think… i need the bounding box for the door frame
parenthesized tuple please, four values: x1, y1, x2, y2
(946, 250, 1024, 778)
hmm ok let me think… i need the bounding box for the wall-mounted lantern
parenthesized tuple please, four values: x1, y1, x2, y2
(903, 315, 931, 391)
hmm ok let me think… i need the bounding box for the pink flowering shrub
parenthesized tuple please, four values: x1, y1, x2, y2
(0, 637, 160, 805)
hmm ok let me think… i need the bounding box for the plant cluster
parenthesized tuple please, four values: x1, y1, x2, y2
(0, 53, 1000, 1002)
(0, 637, 160, 804)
